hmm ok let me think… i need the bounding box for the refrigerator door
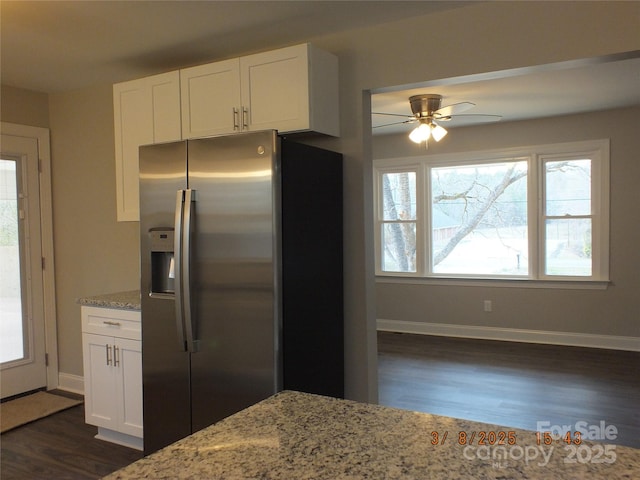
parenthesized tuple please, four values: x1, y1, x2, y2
(187, 131, 281, 432)
(139, 140, 191, 454)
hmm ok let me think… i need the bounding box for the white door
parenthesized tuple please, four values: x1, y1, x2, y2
(82, 333, 118, 428)
(180, 58, 242, 138)
(113, 70, 182, 221)
(0, 131, 49, 398)
(116, 337, 143, 437)
(240, 44, 309, 133)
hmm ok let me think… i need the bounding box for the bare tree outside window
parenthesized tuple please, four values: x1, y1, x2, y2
(381, 172, 416, 272)
(431, 161, 528, 275)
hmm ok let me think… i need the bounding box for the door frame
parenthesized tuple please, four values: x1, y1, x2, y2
(1, 122, 58, 391)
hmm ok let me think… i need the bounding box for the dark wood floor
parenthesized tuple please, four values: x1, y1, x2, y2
(1, 391, 142, 480)
(2, 336, 638, 479)
(378, 331, 640, 448)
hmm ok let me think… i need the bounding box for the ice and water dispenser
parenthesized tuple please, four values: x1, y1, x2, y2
(149, 227, 175, 295)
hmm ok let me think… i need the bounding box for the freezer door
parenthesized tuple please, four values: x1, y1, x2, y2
(187, 131, 281, 432)
(139, 141, 192, 455)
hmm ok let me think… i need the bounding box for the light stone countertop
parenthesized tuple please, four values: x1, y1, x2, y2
(103, 390, 639, 479)
(77, 290, 141, 311)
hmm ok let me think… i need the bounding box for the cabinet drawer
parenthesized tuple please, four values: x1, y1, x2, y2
(82, 306, 141, 340)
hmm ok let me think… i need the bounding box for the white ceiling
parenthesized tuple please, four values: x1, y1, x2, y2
(0, 0, 469, 93)
(2, 1, 639, 131)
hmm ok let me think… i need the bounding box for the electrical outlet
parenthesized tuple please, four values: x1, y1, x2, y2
(484, 300, 492, 312)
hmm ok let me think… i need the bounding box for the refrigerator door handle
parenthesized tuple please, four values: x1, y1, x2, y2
(182, 189, 198, 353)
(173, 190, 187, 351)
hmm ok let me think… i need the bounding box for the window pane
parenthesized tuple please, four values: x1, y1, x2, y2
(545, 159, 591, 216)
(382, 222, 416, 272)
(382, 172, 416, 221)
(431, 161, 528, 275)
(0, 159, 24, 363)
(545, 218, 592, 276)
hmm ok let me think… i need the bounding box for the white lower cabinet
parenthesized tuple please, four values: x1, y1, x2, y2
(81, 306, 143, 450)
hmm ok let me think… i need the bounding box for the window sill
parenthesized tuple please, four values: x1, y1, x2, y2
(375, 275, 610, 290)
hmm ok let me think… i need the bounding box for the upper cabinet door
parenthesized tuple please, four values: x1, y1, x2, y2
(241, 44, 339, 137)
(180, 59, 242, 139)
(179, 44, 340, 139)
(114, 71, 181, 221)
(240, 45, 308, 133)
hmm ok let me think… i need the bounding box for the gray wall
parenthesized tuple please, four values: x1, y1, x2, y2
(0, 87, 49, 303)
(374, 107, 640, 339)
(2, 1, 638, 402)
(1, 85, 49, 127)
(47, 84, 141, 377)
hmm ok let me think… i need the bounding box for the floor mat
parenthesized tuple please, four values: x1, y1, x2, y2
(1, 391, 82, 433)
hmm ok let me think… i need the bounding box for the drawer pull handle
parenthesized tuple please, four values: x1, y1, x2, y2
(114, 346, 120, 367)
(103, 320, 121, 326)
(106, 344, 112, 366)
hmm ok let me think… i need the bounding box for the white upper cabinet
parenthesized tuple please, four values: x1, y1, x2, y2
(114, 44, 339, 221)
(180, 58, 242, 138)
(181, 44, 339, 138)
(113, 71, 181, 221)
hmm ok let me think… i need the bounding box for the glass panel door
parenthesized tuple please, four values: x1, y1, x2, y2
(1, 132, 47, 399)
(0, 158, 25, 364)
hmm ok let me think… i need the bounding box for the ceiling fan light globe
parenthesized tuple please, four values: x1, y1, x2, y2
(431, 124, 448, 142)
(409, 123, 431, 143)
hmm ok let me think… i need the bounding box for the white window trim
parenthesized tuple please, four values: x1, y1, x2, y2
(374, 139, 610, 287)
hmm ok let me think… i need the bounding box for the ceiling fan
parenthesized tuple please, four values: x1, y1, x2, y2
(373, 94, 502, 146)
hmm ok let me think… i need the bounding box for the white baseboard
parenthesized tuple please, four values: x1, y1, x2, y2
(377, 319, 640, 352)
(96, 428, 143, 451)
(57, 372, 84, 395)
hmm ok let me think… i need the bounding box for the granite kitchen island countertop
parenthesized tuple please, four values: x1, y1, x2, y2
(104, 390, 639, 479)
(77, 290, 141, 311)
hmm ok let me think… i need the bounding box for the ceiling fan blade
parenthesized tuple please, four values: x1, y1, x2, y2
(373, 119, 416, 129)
(372, 111, 416, 119)
(435, 101, 475, 117)
(436, 114, 502, 124)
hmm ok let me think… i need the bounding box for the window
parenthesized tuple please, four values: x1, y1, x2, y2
(430, 159, 528, 276)
(380, 170, 417, 272)
(374, 140, 609, 283)
(542, 157, 593, 277)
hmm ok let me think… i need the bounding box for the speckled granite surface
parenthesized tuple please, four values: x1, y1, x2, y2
(104, 390, 639, 479)
(77, 290, 141, 311)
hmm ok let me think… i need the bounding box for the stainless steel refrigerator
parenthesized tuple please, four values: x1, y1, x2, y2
(139, 130, 343, 455)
